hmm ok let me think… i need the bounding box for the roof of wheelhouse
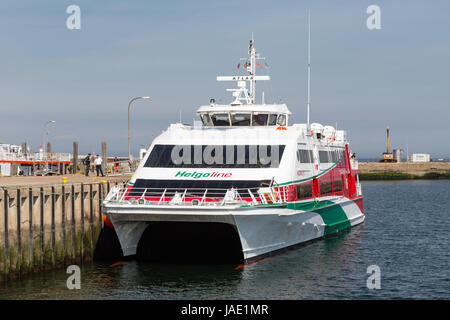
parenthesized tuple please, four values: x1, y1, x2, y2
(196, 103, 291, 115)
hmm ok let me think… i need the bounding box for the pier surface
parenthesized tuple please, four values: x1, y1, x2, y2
(0, 174, 130, 187)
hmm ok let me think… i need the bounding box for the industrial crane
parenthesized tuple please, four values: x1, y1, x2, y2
(379, 126, 396, 162)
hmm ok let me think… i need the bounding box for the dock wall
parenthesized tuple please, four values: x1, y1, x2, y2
(0, 180, 127, 281)
(358, 162, 450, 179)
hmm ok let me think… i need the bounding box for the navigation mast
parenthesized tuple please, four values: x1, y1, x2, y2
(217, 34, 269, 105)
(307, 9, 311, 133)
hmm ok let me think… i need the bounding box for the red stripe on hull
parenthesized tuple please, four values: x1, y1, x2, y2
(354, 197, 364, 214)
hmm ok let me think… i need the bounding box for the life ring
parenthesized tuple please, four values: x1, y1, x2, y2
(273, 186, 280, 200)
(263, 193, 273, 204)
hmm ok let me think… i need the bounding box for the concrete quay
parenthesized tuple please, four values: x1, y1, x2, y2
(0, 174, 130, 281)
(0, 173, 132, 187)
(358, 162, 450, 179)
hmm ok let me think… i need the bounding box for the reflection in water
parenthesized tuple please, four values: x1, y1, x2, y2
(237, 225, 365, 299)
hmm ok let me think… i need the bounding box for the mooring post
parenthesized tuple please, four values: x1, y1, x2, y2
(61, 185, 66, 252)
(73, 142, 78, 174)
(22, 142, 27, 158)
(80, 183, 85, 259)
(4, 189, 9, 261)
(102, 141, 107, 175)
(89, 184, 94, 251)
(98, 183, 103, 227)
(71, 184, 76, 260)
(40, 187, 44, 264)
(16, 189, 22, 266)
(51, 186, 55, 255)
(28, 188, 33, 268)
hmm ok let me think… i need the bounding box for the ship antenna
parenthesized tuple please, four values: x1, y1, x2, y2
(306, 9, 311, 134)
(217, 34, 269, 105)
(249, 32, 256, 104)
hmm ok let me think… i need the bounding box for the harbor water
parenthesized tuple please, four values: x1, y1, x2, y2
(1, 180, 449, 299)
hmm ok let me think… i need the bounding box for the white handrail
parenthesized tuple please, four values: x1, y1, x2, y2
(200, 189, 208, 204)
(105, 185, 289, 206)
(158, 188, 167, 205)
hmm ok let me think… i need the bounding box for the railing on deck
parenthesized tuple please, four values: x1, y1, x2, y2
(0, 151, 71, 162)
(104, 185, 289, 207)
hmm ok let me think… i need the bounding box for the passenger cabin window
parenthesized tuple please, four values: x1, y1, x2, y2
(333, 179, 343, 193)
(200, 113, 213, 126)
(320, 181, 332, 195)
(252, 113, 268, 126)
(297, 149, 314, 163)
(297, 183, 312, 199)
(231, 113, 251, 126)
(200, 112, 288, 127)
(276, 114, 286, 126)
(319, 151, 329, 163)
(268, 114, 277, 126)
(210, 113, 230, 126)
(329, 150, 336, 163)
(144, 144, 286, 168)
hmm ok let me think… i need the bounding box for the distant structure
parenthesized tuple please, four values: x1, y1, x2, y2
(393, 149, 403, 162)
(379, 126, 396, 162)
(0, 143, 71, 176)
(408, 153, 431, 163)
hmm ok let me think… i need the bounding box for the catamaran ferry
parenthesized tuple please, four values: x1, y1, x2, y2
(103, 36, 364, 264)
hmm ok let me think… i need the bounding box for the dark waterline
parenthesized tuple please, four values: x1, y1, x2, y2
(1, 180, 449, 299)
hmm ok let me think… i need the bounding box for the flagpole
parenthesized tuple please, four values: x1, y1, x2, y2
(307, 9, 311, 134)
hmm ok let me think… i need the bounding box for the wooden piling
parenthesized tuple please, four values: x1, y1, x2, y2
(0, 176, 128, 281)
(102, 141, 107, 174)
(73, 142, 78, 174)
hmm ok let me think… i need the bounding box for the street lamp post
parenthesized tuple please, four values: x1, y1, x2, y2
(128, 96, 150, 161)
(42, 120, 56, 171)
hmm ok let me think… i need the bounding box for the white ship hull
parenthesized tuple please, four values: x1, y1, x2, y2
(101, 36, 365, 264)
(105, 195, 364, 263)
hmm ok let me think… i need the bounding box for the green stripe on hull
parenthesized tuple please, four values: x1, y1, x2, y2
(286, 200, 334, 211)
(278, 163, 338, 186)
(315, 204, 351, 235)
(287, 200, 351, 236)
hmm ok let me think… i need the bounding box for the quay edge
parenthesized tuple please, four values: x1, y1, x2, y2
(0, 176, 129, 281)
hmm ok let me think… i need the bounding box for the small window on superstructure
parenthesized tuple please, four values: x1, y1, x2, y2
(268, 114, 277, 126)
(200, 113, 213, 126)
(297, 149, 313, 163)
(297, 183, 312, 199)
(276, 114, 286, 126)
(231, 113, 251, 126)
(319, 151, 329, 163)
(210, 113, 231, 126)
(252, 113, 268, 126)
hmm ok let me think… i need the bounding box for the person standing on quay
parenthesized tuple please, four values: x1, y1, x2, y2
(83, 153, 91, 176)
(94, 155, 104, 177)
(90, 153, 95, 173)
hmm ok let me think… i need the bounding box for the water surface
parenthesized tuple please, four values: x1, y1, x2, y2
(1, 180, 449, 299)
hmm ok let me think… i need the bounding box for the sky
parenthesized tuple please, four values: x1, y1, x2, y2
(0, 0, 449, 159)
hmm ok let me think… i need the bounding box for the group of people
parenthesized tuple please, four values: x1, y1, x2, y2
(83, 154, 104, 177)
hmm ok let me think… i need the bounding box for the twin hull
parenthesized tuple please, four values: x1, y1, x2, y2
(105, 196, 364, 263)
